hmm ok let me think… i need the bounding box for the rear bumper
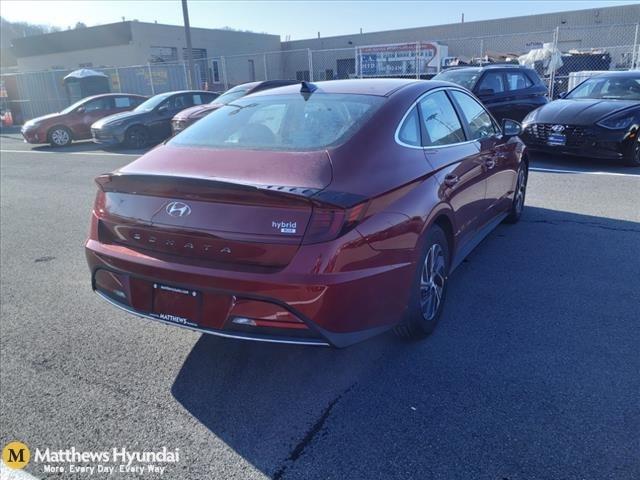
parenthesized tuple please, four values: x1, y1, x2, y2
(85, 235, 414, 348)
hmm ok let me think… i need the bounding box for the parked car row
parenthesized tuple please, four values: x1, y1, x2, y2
(20, 81, 297, 149)
(21, 69, 639, 166)
(434, 66, 639, 166)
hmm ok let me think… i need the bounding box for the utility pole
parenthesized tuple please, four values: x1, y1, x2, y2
(182, 0, 197, 89)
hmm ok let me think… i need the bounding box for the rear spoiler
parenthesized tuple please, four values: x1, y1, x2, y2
(95, 173, 367, 209)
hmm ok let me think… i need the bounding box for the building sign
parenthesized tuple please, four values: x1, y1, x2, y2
(358, 42, 446, 76)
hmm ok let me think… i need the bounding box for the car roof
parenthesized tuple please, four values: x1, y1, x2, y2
(81, 92, 147, 101)
(248, 78, 424, 97)
(592, 70, 640, 78)
(442, 64, 528, 73)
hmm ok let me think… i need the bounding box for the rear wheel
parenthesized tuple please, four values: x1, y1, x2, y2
(394, 225, 449, 340)
(124, 126, 149, 149)
(625, 138, 640, 167)
(504, 161, 528, 224)
(48, 126, 72, 147)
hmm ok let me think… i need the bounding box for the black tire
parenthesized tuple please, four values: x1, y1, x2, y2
(625, 138, 640, 167)
(394, 225, 449, 340)
(124, 125, 149, 149)
(48, 126, 72, 147)
(504, 161, 528, 224)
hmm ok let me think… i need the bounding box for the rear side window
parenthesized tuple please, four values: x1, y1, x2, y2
(397, 107, 421, 146)
(114, 97, 132, 108)
(477, 72, 505, 94)
(192, 94, 205, 105)
(505, 72, 533, 91)
(450, 90, 497, 140)
(418, 91, 465, 146)
(169, 93, 384, 151)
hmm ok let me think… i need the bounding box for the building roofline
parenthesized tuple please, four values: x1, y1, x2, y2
(283, 4, 634, 44)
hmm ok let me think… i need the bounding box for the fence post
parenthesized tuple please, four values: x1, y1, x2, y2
(307, 49, 314, 81)
(221, 56, 229, 90)
(182, 62, 188, 89)
(548, 26, 560, 98)
(147, 63, 155, 95)
(263, 53, 268, 80)
(632, 23, 639, 69)
(479, 38, 484, 61)
(115, 67, 122, 93)
(415, 43, 420, 79)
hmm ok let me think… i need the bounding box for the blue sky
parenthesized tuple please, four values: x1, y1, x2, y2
(2, 1, 637, 40)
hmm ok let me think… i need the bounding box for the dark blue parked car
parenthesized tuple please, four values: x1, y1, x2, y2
(434, 65, 548, 123)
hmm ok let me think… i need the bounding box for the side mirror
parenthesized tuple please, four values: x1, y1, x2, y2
(477, 88, 494, 96)
(157, 104, 169, 114)
(558, 92, 568, 99)
(76, 106, 86, 114)
(502, 118, 522, 138)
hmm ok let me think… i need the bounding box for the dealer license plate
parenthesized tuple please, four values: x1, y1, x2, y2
(547, 133, 566, 146)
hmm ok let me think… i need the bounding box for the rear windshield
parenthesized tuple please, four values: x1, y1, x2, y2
(434, 70, 481, 90)
(169, 93, 385, 151)
(213, 88, 250, 105)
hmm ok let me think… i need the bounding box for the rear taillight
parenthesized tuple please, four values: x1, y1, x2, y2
(94, 174, 109, 215)
(302, 202, 368, 245)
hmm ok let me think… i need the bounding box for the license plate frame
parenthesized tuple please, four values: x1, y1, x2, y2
(150, 283, 202, 328)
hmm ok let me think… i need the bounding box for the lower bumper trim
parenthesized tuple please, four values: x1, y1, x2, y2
(94, 290, 331, 347)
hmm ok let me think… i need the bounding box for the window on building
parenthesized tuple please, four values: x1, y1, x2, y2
(150, 46, 178, 63)
(212, 60, 221, 83)
(325, 69, 334, 80)
(78, 62, 93, 68)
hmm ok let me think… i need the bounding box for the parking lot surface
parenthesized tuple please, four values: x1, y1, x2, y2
(1, 132, 639, 479)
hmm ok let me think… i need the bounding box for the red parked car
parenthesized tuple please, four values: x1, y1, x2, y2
(86, 79, 528, 347)
(170, 80, 297, 135)
(21, 93, 146, 147)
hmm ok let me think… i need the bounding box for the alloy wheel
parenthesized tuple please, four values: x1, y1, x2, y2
(420, 243, 446, 321)
(514, 166, 527, 214)
(51, 128, 70, 146)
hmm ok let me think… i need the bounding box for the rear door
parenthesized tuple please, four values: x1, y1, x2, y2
(474, 70, 513, 123)
(504, 70, 540, 121)
(449, 89, 516, 220)
(419, 90, 488, 249)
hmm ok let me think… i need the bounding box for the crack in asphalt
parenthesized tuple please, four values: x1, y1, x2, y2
(523, 218, 640, 234)
(272, 385, 354, 480)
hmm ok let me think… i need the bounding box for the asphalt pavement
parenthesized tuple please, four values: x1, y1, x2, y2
(1, 133, 639, 479)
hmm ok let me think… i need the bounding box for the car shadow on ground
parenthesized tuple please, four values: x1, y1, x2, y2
(530, 151, 640, 175)
(170, 206, 640, 478)
(30, 140, 152, 155)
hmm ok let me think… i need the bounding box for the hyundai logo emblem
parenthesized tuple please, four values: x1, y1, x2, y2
(551, 124, 565, 133)
(165, 201, 192, 217)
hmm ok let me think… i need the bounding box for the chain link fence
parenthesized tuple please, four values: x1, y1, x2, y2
(2, 23, 638, 123)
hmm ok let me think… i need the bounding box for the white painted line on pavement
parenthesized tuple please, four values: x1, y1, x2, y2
(530, 167, 639, 178)
(0, 149, 140, 157)
(0, 461, 40, 480)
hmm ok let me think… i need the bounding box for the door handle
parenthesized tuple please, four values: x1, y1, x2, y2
(444, 174, 459, 187)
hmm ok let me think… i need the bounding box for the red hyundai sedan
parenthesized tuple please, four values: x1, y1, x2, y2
(86, 79, 528, 347)
(21, 93, 146, 147)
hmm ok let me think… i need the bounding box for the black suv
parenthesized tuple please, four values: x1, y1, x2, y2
(434, 65, 548, 122)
